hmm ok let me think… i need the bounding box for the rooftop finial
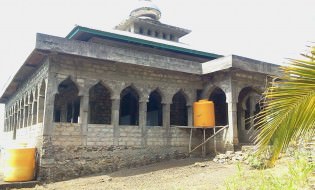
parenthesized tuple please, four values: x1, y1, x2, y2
(130, 0, 161, 20)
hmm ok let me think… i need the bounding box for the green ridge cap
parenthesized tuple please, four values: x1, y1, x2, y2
(66, 26, 222, 60)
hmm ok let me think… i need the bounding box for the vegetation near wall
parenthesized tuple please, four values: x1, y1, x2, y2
(254, 45, 315, 166)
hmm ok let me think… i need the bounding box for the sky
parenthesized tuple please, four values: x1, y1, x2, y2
(0, 0, 314, 130)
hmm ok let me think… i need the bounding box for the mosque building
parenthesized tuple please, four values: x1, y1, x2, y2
(0, 0, 279, 181)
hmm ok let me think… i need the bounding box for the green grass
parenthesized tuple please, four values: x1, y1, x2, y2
(223, 153, 314, 190)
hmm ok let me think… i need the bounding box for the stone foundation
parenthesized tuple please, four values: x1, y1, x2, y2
(39, 144, 187, 182)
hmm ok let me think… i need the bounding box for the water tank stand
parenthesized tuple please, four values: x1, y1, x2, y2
(179, 126, 228, 157)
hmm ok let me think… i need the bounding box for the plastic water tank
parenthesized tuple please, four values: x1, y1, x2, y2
(193, 100, 215, 128)
(3, 146, 36, 182)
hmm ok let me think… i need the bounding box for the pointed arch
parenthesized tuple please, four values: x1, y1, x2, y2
(209, 87, 228, 126)
(237, 86, 262, 143)
(89, 82, 112, 124)
(54, 78, 80, 123)
(119, 86, 139, 125)
(170, 90, 188, 126)
(147, 89, 163, 126)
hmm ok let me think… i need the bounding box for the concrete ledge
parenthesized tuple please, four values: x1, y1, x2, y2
(36, 33, 202, 74)
(202, 55, 280, 76)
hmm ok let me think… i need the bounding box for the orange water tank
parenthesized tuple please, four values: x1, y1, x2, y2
(193, 100, 215, 128)
(3, 148, 36, 182)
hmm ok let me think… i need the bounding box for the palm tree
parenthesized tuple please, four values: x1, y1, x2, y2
(254, 46, 315, 166)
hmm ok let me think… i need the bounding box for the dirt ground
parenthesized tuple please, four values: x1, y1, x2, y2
(14, 158, 240, 190)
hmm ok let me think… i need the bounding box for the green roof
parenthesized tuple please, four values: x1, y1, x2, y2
(66, 26, 222, 60)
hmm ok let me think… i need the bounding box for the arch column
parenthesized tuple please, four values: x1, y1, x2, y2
(162, 102, 171, 128)
(22, 99, 27, 128)
(37, 87, 45, 123)
(111, 98, 120, 145)
(162, 92, 174, 128)
(139, 99, 148, 147)
(43, 77, 56, 136)
(13, 107, 17, 139)
(187, 105, 193, 127)
(225, 85, 240, 150)
(185, 90, 195, 127)
(27, 98, 32, 127)
(4, 112, 7, 132)
(32, 99, 38, 125)
(80, 89, 89, 145)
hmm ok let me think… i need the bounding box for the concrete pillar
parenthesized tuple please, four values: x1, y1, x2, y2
(80, 94, 89, 145)
(4, 112, 7, 132)
(27, 102, 32, 127)
(30, 101, 34, 125)
(9, 111, 13, 131)
(23, 105, 28, 128)
(162, 102, 171, 146)
(13, 109, 17, 139)
(187, 105, 193, 127)
(43, 79, 56, 136)
(162, 103, 170, 128)
(19, 105, 24, 128)
(19, 107, 24, 129)
(16, 109, 20, 129)
(37, 95, 45, 123)
(226, 101, 238, 149)
(111, 98, 120, 145)
(139, 101, 147, 147)
(24, 104, 28, 128)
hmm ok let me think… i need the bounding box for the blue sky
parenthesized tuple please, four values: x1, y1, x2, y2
(0, 0, 314, 130)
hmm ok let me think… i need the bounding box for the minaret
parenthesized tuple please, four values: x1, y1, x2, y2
(115, 0, 190, 42)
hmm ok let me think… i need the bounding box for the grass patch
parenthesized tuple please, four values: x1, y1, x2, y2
(223, 153, 314, 190)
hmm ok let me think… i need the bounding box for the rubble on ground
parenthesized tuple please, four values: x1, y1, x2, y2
(213, 146, 255, 164)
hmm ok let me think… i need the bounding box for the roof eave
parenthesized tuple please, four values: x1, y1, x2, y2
(66, 26, 221, 60)
(0, 50, 46, 104)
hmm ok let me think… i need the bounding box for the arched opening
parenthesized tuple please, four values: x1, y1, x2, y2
(119, 86, 139, 125)
(209, 88, 228, 126)
(147, 90, 162, 126)
(38, 80, 46, 123)
(237, 87, 261, 143)
(54, 78, 80, 123)
(171, 91, 188, 126)
(89, 82, 112, 124)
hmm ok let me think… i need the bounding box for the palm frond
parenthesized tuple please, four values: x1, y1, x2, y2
(254, 46, 315, 166)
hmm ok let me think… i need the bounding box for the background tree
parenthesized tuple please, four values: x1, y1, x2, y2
(254, 45, 315, 166)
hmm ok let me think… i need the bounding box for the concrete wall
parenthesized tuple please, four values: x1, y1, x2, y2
(1, 60, 48, 149)
(39, 120, 209, 181)
(37, 54, 210, 181)
(0, 42, 277, 181)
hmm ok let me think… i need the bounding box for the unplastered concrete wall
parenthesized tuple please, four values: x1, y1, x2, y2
(37, 54, 221, 181)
